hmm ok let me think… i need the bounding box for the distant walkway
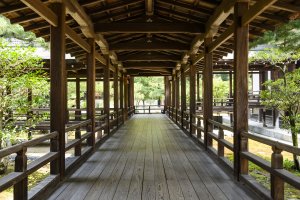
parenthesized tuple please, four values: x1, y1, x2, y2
(48, 114, 258, 200)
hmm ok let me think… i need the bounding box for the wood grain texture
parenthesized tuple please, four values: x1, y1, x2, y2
(48, 114, 258, 200)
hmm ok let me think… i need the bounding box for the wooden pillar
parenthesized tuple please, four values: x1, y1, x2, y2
(197, 73, 200, 102)
(50, 2, 66, 178)
(27, 88, 33, 140)
(190, 64, 196, 134)
(203, 37, 213, 148)
(120, 73, 124, 123)
(124, 75, 128, 120)
(75, 77, 81, 156)
(229, 71, 233, 124)
(175, 72, 180, 122)
(129, 77, 134, 108)
(180, 67, 186, 127)
(165, 76, 171, 112)
(86, 39, 95, 148)
(114, 65, 119, 126)
(233, 0, 249, 179)
(104, 55, 110, 134)
(259, 71, 267, 123)
(172, 74, 176, 108)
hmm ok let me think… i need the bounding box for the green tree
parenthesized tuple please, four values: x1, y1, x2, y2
(0, 38, 49, 173)
(213, 77, 229, 100)
(134, 77, 164, 105)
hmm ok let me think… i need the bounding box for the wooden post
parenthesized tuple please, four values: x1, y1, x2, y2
(86, 38, 95, 148)
(104, 55, 110, 134)
(203, 37, 213, 149)
(165, 76, 171, 113)
(14, 147, 27, 200)
(271, 147, 284, 199)
(75, 77, 81, 156)
(27, 88, 33, 140)
(197, 73, 200, 102)
(190, 64, 196, 135)
(229, 71, 233, 124)
(181, 67, 186, 128)
(233, 0, 249, 179)
(114, 65, 119, 127)
(218, 128, 224, 157)
(129, 76, 134, 108)
(124, 75, 128, 120)
(120, 73, 124, 123)
(50, 2, 66, 178)
(175, 72, 180, 123)
(171, 74, 176, 119)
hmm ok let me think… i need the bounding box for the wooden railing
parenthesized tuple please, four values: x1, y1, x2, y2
(0, 131, 59, 200)
(0, 106, 131, 199)
(166, 106, 300, 199)
(134, 105, 164, 114)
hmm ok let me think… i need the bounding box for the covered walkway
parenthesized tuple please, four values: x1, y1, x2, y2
(49, 115, 257, 200)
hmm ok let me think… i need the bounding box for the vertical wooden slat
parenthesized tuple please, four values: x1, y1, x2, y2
(50, 2, 66, 177)
(114, 65, 119, 126)
(271, 147, 284, 199)
(180, 67, 186, 128)
(14, 147, 27, 200)
(203, 37, 213, 149)
(233, 0, 249, 179)
(130, 77, 134, 108)
(104, 55, 110, 134)
(190, 64, 196, 135)
(197, 73, 200, 102)
(75, 77, 81, 156)
(175, 72, 180, 123)
(120, 73, 124, 123)
(124, 75, 128, 120)
(86, 38, 95, 148)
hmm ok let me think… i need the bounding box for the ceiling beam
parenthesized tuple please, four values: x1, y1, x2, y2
(123, 62, 175, 68)
(94, 22, 204, 34)
(20, 0, 57, 26)
(242, 0, 278, 26)
(65, 26, 91, 53)
(145, 0, 154, 16)
(110, 40, 189, 52)
(119, 53, 181, 62)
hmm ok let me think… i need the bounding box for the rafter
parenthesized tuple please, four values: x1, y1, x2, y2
(123, 62, 175, 68)
(110, 40, 189, 52)
(94, 22, 204, 34)
(119, 52, 181, 62)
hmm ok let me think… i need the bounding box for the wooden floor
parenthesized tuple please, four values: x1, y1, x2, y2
(48, 114, 258, 200)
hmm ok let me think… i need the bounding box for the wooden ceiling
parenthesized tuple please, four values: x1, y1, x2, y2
(0, 0, 300, 76)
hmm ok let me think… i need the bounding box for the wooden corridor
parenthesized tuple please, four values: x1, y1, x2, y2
(48, 114, 257, 200)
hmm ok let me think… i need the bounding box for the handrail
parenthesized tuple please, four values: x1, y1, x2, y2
(0, 131, 58, 158)
(241, 131, 300, 156)
(65, 119, 91, 132)
(208, 119, 233, 132)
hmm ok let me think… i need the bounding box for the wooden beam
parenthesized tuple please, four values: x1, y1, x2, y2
(207, 25, 234, 53)
(20, 0, 58, 26)
(242, 0, 278, 26)
(110, 40, 189, 51)
(94, 22, 204, 34)
(103, 55, 110, 134)
(119, 52, 181, 62)
(123, 62, 175, 68)
(145, 0, 154, 16)
(65, 26, 91, 53)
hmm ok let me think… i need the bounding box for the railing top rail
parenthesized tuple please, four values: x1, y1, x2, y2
(0, 131, 58, 158)
(207, 119, 233, 132)
(65, 119, 91, 132)
(242, 131, 300, 155)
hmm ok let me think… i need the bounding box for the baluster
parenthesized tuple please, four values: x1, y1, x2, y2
(218, 127, 224, 157)
(14, 147, 27, 200)
(271, 146, 284, 200)
(197, 117, 201, 138)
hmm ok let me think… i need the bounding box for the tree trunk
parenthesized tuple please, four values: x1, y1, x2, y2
(289, 110, 300, 170)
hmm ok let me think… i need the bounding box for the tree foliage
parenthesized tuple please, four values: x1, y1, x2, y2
(0, 16, 47, 48)
(0, 38, 49, 143)
(134, 77, 164, 105)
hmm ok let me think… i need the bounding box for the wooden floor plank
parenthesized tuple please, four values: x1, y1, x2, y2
(47, 114, 259, 200)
